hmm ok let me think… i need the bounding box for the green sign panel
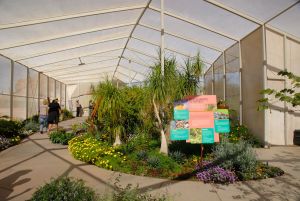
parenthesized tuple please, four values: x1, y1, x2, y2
(170, 129, 189, 140)
(202, 128, 215, 144)
(174, 109, 189, 120)
(214, 119, 230, 133)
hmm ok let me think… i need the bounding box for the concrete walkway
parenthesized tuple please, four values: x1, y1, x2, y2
(0, 117, 299, 201)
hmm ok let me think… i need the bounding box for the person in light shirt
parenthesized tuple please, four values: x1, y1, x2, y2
(39, 99, 49, 134)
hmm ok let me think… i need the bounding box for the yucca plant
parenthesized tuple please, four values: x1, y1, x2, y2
(92, 79, 125, 146)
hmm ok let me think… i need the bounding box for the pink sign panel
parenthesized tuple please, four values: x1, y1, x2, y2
(189, 112, 214, 128)
(187, 95, 217, 112)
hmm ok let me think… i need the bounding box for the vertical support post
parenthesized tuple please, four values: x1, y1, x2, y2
(222, 51, 226, 101)
(283, 35, 288, 145)
(212, 64, 215, 94)
(238, 41, 243, 125)
(38, 72, 41, 117)
(26, 67, 29, 119)
(161, 0, 165, 75)
(10, 60, 14, 120)
(47, 76, 49, 100)
(262, 25, 269, 148)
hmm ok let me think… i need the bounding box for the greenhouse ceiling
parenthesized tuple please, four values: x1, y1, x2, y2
(0, 0, 299, 84)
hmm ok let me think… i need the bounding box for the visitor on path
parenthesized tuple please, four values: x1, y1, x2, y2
(88, 100, 94, 117)
(76, 100, 82, 117)
(47, 98, 61, 132)
(39, 99, 49, 134)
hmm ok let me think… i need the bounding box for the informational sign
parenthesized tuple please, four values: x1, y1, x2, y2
(214, 109, 230, 133)
(171, 95, 230, 144)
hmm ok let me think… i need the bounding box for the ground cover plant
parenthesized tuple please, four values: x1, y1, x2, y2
(49, 129, 75, 145)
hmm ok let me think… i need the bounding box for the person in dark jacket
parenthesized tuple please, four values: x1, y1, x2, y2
(47, 98, 61, 132)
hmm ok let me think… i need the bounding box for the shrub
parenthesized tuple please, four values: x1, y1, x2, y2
(0, 135, 11, 151)
(136, 150, 148, 161)
(30, 177, 97, 201)
(61, 109, 74, 121)
(10, 135, 21, 145)
(99, 183, 169, 201)
(228, 124, 260, 147)
(213, 140, 257, 175)
(240, 162, 284, 180)
(23, 121, 39, 133)
(147, 156, 161, 169)
(169, 151, 186, 164)
(0, 119, 22, 138)
(196, 162, 237, 184)
(49, 129, 75, 145)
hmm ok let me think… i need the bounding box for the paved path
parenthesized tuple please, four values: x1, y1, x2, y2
(0, 117, 299, 201)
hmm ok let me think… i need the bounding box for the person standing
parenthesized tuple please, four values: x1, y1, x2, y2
(47, 98, 61, 132)
(76, 100, 81, 117)
(39, 99, 49, 134)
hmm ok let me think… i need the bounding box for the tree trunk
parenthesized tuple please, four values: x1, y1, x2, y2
(153, 98, 168, 155)
(113, 133, 122, 146)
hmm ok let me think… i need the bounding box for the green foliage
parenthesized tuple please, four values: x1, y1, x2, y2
(99, 180, 169, 201)
(240, 162, 284, 180)
(30, 177, 97, 201)
(228, 124, 260, 147)
(0, 119, 23, 138)
(23, 120, 39, 133)
(61, 109, 74, 121)
(23, 115, 39, 124)
(49, 130, 75, 145)
(169, 151, 186, 164)
(147, 156, 161, 169)
(213, 140, 257, 177)
(258, 70, 300, 110)
(0, 135, 11, 151)
(136, 150, 148, 161)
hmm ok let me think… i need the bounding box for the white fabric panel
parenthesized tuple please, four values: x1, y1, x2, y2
(54, 67, 117, 79)
(123, 49, 156, 66)
(165, 34, 220, 63)
(0, 26, 133, 60)
(151, 0, 258, 39)
(46, 59, 119, 76)
(20, 38, 127, 67)
(212, 0, 298, 22)
(119, 59, 151, 75)
(132, 25, 160, 46)
(0, 0, 147, 24)
(0, 9, 142, 49)
(127, 38, 158, 57)
(269, 4, 300, 38)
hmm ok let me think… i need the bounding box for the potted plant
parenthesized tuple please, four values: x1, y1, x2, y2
(217, 99, 229, 109)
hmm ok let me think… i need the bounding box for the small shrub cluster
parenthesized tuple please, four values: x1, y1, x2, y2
(213, 140, 257, 176)
(0, 119, 23, 138)
(169, 151, 186, 164)
(228, 124, 260, 147)
(0, 135, 11, 151)
(23, 121, 39, 133)
(30, 177, 97, 201)
(195, 161, 237, 184)
(99, 183, 169, 201)
(49, 129, 75, 145)
(68, 135, 125, 170)
(61, 109, 74, 121)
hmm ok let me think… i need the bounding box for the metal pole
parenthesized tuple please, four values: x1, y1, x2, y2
(10, 60, 14, 119)
(212, 64, 215, 94)
(222, 51, 226, 100)
(26, 67, 29, 119)
(161, 0, 165, 75)
(238, 41, 243, 124)
(262, 25, 269, 148)
(283, 35, 288, 145)
(38, 72, 41, 117)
